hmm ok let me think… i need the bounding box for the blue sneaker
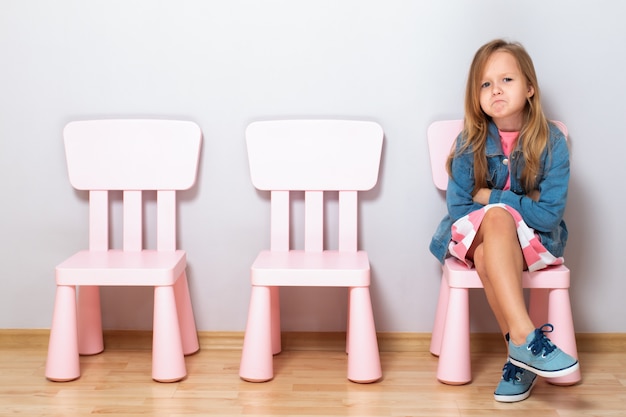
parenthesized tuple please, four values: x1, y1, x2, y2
(508, 323, 579, 378)
(494, 361, 537, 402)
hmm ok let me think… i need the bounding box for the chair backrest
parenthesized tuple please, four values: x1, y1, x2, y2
(246, 119, 383, 252)
(64, 119, 202, 251)
(427, 119, 568, 191)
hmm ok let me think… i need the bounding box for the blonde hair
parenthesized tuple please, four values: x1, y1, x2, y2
(449, 39, 549, 193)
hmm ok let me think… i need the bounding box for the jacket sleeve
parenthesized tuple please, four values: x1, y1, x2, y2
(488, 132, 570, 232)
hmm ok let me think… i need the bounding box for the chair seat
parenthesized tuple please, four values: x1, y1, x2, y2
(443, 258, 571, 289)
(251, 250, 370, 287)
(56, 250, 187, 286)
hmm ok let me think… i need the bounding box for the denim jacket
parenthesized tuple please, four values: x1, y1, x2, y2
(429, 121, 569, 264)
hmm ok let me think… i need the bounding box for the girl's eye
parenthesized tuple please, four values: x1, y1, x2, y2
(503, 77, 513, 83)
(481, 81, 491, 88)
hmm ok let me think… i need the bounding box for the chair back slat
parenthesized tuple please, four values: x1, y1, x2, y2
(248, 120, 382, 253)
(338, 191, 358, 252)
(123, 190, 143, 251)
(157, 190, 177, 251)
(89, 191, 109, 251)
(304, 191, 324, 252)
(270, 191, 290, 252)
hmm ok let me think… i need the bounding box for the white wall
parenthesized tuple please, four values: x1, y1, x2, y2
(1, 0, 625, 333)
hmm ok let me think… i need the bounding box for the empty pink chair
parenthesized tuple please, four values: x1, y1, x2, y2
(427, 119, 581, 385)
(239, 119, 383, 383)
(46, 119, 202, 382)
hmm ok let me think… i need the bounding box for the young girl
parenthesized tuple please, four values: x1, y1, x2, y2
(430, 39, 579, 402)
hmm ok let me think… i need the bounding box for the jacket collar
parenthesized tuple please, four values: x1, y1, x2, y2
(485, 121, 504, 155)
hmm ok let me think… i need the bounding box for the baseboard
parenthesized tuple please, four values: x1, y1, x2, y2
(278, 332, 626, 353)
(1, 329, 623, 353)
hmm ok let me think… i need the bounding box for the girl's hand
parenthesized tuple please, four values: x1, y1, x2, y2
(472, 188, 492, 205)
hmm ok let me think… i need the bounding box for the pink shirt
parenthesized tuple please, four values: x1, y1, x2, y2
(499, 130, 519, 191)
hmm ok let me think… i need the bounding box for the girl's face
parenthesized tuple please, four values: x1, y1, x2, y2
(479, 51, 534, 131)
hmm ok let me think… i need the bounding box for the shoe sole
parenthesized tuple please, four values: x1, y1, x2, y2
(508, 357, 579, 378)
(493, 377, 537, 403)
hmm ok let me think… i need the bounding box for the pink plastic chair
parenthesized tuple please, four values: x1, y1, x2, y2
(427, 119, 581, 385)
(46, 119, 202, 382)
(239, 119, 383, 383)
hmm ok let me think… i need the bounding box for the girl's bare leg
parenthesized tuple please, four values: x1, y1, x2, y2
(466, 207, 535, 346)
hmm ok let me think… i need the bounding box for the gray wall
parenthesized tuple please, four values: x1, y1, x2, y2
(1, 0, 624, 333)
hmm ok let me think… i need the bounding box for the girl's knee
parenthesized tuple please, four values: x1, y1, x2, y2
(483, 207, 516, 228)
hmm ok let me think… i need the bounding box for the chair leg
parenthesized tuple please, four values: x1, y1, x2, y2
(346, 287, 382, 383)
(346, 290, 351, 354)
(77, 286, 104, 355)
(174, 272, 199, 356)
(545, 288, 581, 386)
(270, 286, 281, 355)
(437, 287, 472, 385)
(239, 285, 274, 382)
(152, 285, 186, 382)
(46, 285, 80, 382)
(430, 276, 450, 356)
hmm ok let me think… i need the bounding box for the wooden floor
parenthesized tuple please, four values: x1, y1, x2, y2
(2, 331, 626, 417)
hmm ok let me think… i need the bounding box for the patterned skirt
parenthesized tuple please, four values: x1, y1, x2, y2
(448, 203, 563, 272)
